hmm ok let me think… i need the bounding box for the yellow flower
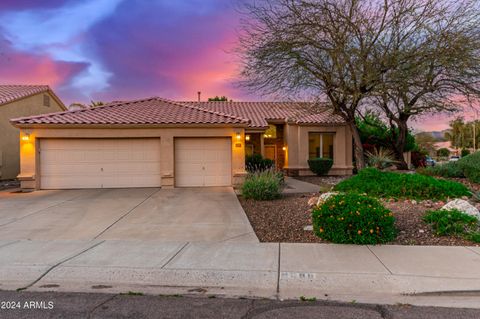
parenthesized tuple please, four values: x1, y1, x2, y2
(370, 229, 374, 234)
(357, 230, 362, 235)
(320, 228, 324, 233)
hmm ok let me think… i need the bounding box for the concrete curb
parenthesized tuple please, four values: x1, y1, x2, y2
(1, 240, 480, 308)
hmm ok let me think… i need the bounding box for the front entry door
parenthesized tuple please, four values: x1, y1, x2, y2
(264, 145, 276, 163)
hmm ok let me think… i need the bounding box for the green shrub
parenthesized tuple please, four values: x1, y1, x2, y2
(457, 151, 480, 184)
(423, 209, 479, 240)
(308, 158, 333, 176)
(245, 154, 274, 172)
(437, 148, 450, 158)
(334, 168, 470, 200)
(241, 170, 282, 200)
(417, 162, 465, 178)
(312, 193, 396, 244)
(461, 148, 471, 157)
(467, 232, 480, 243)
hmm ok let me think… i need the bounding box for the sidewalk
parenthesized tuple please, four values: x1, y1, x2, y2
(282, 177, 320, 194)
(1, 240, 480, 308)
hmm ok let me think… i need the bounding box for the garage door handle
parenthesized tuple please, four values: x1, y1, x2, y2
(101, 168, 104, 172)
(202, 166, 205, 170)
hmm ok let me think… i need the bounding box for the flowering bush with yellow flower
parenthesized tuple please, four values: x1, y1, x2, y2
(312, 193, 396, 244)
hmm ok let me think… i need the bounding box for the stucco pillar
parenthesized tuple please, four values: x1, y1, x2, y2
(18, 129, 36, 189)
(260, 133, 265, 157)
(160, 135, 174, 188)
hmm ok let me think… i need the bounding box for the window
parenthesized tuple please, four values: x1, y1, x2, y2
(309, 133, 334, 159)
(43, 94, 50, 107)
(263, 124, 277, 139)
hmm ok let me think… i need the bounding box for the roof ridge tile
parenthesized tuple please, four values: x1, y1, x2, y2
(155, 98, 250, 123)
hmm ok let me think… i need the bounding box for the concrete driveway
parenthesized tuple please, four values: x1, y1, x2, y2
(0, 187, 258, 242)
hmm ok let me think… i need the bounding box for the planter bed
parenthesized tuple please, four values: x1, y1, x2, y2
(238, 194, 480, 246)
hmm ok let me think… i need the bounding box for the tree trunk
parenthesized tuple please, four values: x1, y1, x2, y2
(348, 121, 366, 170)
(393, 121, 409, 170)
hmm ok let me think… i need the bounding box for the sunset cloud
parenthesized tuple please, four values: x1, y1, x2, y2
(0, 0, 465, 130)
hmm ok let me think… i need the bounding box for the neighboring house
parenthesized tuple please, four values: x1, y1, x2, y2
(0, 85, 66, 180)
(10, 97, 353, 190)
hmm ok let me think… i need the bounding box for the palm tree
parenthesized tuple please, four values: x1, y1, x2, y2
(89, 100, 104, 108)
(444, 117, 480, 151)
(444, 118, 466, 149)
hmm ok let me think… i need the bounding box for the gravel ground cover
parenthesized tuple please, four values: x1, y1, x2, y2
(239, 176, 480, 246)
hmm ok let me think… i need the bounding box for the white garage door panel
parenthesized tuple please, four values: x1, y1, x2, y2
(175, 138, 232, 187)
(40, 139, 161, 189)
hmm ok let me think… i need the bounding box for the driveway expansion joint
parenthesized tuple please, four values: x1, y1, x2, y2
(0, 240, 20, 250)
(367, 246, 393, 275)
(220, 231, 257, 243)
(17, 240, 106, 291)
(93, 188, 161, 239)
(161, 242, 190, 269)
(276, 243, 281, 294)
(464, 246, 480, 257)
(0, 192, 89, 227)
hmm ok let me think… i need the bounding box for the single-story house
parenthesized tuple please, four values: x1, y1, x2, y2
(10, 97, 353, 190)
(0, 85, 66, 180)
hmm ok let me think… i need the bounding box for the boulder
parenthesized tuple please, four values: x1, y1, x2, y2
(316, 192, 339, 206)
(307, 196, 319, 207)
(441, 199, 480, 220)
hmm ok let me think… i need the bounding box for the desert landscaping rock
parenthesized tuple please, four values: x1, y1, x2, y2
(316, 191, 339, 206)
(442, 199, 480, 220)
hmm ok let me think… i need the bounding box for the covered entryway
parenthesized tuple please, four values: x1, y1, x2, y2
(40, 138, 161, 189)
(175, 137, 232, 187)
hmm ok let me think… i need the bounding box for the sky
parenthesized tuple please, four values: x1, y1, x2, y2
(0, 0, 473, 132)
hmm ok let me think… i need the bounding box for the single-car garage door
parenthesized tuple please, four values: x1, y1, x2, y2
(175, 138, 231, 187)
(40, 138, 161, 189)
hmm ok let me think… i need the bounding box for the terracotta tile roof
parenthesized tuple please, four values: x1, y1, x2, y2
(0, 84, 67, 110)
(11, 97, 346, 128)
(11, 97, 249, 126)
(182, 101, 345, 128)
(0, 85, 50, 106)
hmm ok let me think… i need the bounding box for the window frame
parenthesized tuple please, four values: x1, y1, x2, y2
(308, 132, 335, 160)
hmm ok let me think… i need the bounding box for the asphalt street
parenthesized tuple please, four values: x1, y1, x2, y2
(0, 290, 479, 319)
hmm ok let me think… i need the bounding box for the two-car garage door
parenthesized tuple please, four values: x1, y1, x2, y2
(39, 137, 232, 189)
(40, 139, 162, 189)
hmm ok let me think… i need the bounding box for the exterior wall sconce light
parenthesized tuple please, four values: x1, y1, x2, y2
(236, 132, 241, 140)
(21, 133, 30, 141)
(245, 134, 250, 141)
(282, 146, 287, 151)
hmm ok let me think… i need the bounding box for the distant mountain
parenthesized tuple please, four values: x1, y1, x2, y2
(416, 130, 448, 141)
(430, 130, 448, 140)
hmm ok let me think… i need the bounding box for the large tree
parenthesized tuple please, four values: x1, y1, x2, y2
(372, 0, 480, 168)
(238, 0, 480, 169)
(238, 0, 413, 168)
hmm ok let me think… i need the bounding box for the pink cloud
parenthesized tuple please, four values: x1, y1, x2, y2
(0, 37, 88, 88)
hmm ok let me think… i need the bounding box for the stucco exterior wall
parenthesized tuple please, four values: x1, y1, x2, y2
(285, 124, 353, 176)
(18, 126, 246, 189)
(0, 93, 64, 180)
